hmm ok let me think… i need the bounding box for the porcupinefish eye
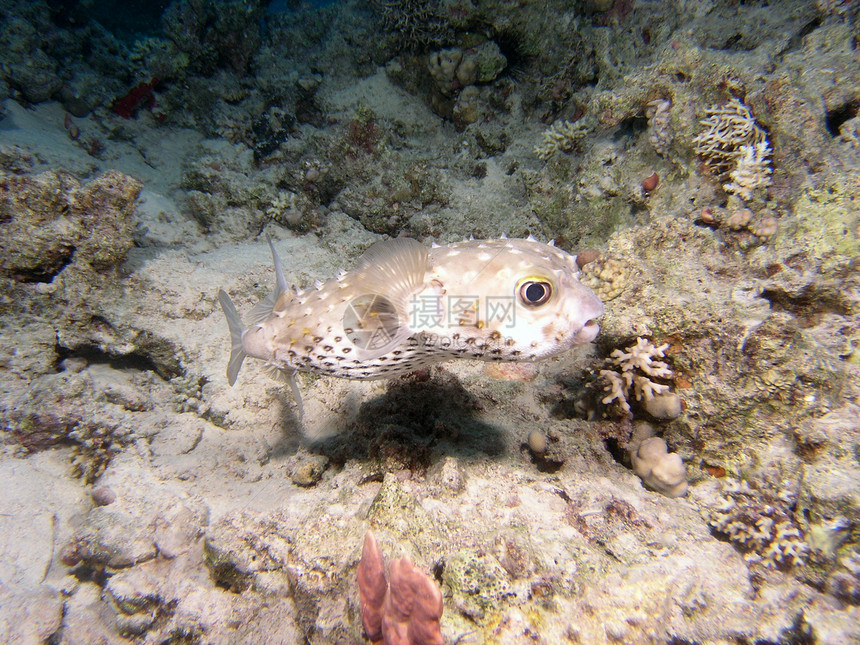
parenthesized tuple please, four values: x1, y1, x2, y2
(517, 277, 553, 307)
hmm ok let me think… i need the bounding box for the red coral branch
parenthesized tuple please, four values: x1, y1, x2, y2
(112, 78, 160, 119)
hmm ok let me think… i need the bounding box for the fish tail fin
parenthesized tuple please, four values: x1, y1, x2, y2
(218, 288, 247, 386)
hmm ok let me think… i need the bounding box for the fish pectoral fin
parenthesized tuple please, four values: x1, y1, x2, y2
(339, 237, 428, 362)
(264, 364, 305, 419)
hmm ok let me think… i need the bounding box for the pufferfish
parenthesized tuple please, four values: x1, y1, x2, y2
(218, 236, 603, 415)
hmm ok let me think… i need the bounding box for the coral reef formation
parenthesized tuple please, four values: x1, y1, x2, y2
(0, 169, 141, 279)
(630, 436, 688, 498)
(578, 252, 633, 301)
(723, 140, 773, 200)
(162, 0, 268, 75)
(644, 98, 672, 157)
(534, 118, 592, 161)
(372, 0, 455, 50)
(0, 0, 858, 642)
(702, 477, 810, 568)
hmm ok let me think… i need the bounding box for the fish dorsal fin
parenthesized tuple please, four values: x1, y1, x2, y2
(346, 238, 428, 360)
(248, 237, 291, 325)
(268, 237, 289, 295)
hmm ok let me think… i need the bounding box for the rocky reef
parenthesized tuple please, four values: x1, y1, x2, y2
(0, 0, 858, 643)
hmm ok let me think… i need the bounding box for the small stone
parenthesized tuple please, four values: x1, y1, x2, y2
(642, 172, 659, 192)
(296, 75, 321, 91)
(61, 357, 88, 373)
(291, 455, 328, 487)
(59, 542, 81, 567)
(752, 214, 778, 238)
(727, 208, 754, 230)
(527, 430, 547, 455)
(453, 85, 482, 126)
(643, 392, 682, 419)
(455, 58, 477, 87)
(435, 456, 466, 493)
(575, 249, 601, 268)
(91, 486, 116, 506)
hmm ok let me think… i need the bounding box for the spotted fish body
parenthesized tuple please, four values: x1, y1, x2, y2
(218, 237, 603, 414)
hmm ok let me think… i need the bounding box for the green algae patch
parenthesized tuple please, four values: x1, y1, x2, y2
(779, 182, 860, 263)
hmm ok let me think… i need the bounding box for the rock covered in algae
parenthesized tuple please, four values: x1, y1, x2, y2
(0, 170, 141, 280)
(443, 549, 513, 620)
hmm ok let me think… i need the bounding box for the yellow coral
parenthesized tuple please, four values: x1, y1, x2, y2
(579, 255, 632, 301)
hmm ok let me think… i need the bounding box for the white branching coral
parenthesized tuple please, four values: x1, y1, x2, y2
(693, 98, 773, 199)
(265, 190, 317, 230)
(266, 191, 301, 222)
(703, 477, 810, 568)
(600, 337, 680, 418)
(372, 0, 454, 49)
(724, 141, 773, 200)
(611, 337, 673, 378)
(534, 118, 592, 161)
(645, 98, 672, 157)
(267, 191, 297, 216)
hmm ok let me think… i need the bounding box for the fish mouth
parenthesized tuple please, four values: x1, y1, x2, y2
(571, 319, 600, 344)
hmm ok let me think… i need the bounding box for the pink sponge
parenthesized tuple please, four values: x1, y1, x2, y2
(357, 531, 444, 645)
